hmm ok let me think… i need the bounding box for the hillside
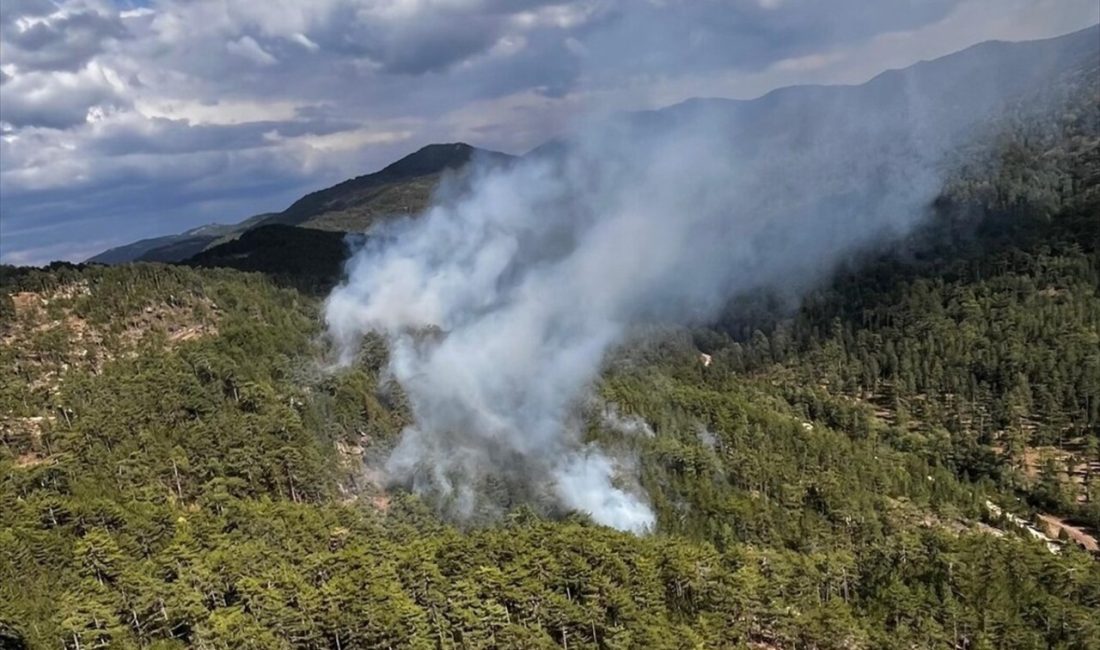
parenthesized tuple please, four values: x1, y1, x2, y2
(259, 142, 514, 232)
(622, 24, 1098, 168)
(186, 225, 351, 293)
(86, 224, 236, 265)
(86, 144, 512, 265)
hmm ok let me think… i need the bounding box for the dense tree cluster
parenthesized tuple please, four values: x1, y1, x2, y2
(702, 77, 1100, 538)
(3, 260, 1099, 648)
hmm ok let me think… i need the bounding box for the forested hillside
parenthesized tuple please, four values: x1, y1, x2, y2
(4, 35, 1100, 650)
(711, 61, 1100, 541)
(4, 255, 1100, 649)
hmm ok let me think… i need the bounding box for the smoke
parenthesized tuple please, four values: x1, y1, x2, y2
(322, 47, 1043, 531)
(600, 403, 656, 439)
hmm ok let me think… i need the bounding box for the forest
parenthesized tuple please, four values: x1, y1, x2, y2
(3, 56, 1100, 650)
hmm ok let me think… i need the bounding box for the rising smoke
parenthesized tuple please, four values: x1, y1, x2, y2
(323, 54, 1031, 532)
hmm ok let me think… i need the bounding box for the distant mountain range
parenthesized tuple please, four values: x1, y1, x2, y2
(87, 24, 1099, 267)
(87, 143, 513, 264)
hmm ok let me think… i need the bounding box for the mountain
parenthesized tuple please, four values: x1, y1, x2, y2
(176, 25, 1097, 288)
(86, 223, 236, 265)
(259, 142, 514, 231)
(88, 27, 1095, 268)
(186, 224, 351, 292)
(615, 24, 1098, 166)
(86, 143, 513, 265)
(4, 27, 1100, 649)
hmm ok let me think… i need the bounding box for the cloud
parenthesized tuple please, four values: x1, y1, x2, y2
(0, 236, 119, 267)
(0, 1, 129, 72)
(226, 35, 279, 66)
(0, 61, 129, 129)
(0, 0, 1097, 264)
(133, 97, 307, 126)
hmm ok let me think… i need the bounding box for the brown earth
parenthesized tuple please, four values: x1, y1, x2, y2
(1037, 514, 1100, 552)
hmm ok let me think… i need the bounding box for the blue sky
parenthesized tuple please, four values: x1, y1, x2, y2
(1, 0, 1097, 265)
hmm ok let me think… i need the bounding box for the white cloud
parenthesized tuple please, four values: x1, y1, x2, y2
(0, 237, 119, 267)
(771, 51, 844, 73)
(263, 126, 413, 152)
(0, 1, 128, 73)
(226, 35, 278, 66)
(0, 60, 129, 128)
(291, 33, 320, 51)
(134, 98, 306, 126)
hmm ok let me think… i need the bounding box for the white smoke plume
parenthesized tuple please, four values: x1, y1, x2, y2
(323, 34, 1078, 531)
(600, 403, 656, 439)
(324, 113, 935, 531)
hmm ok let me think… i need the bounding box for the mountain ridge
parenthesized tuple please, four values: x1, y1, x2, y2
(86, 24, 1099, 266)
(87, 142, 513, 264)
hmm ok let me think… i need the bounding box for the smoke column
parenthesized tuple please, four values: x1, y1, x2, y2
(323, 49, 1046, 530)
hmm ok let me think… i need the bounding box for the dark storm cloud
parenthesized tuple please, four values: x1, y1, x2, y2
(299, 0, 570, 75)
(0, 142, 340, 264)
(311, 7, 504, 75)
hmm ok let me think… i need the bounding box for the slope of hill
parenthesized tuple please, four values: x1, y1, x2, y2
(259, 142, 514, 232)
(86, 143, 512, 265)
(186, 224, 351, 292)
(86, 223, 236, 265)
(620, 24, 1098, 164)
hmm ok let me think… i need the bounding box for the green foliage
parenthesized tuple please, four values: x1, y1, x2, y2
(705, 73, 1100, 539)
(2, 76, 1099, 649)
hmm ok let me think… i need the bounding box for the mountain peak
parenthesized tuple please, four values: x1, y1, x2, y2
(378, 142, 483, 180)
(269, 142, 513, 227)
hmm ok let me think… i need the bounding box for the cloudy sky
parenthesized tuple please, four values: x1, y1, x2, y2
(1, 0, 1096, 265)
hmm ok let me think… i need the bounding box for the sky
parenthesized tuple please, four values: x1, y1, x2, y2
(1, 0, 1097, 266)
